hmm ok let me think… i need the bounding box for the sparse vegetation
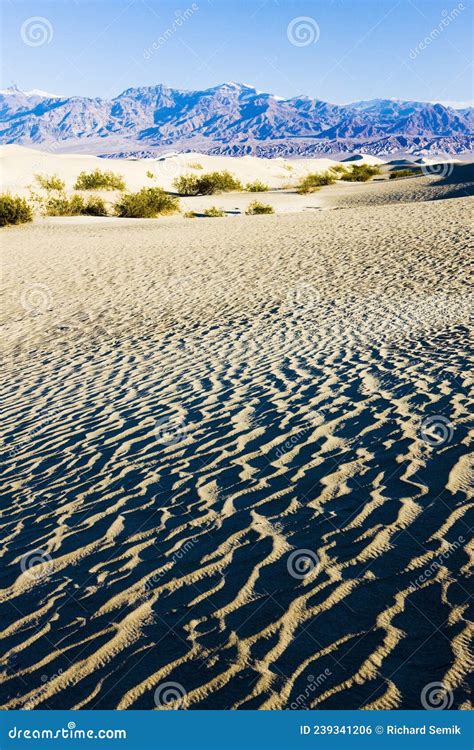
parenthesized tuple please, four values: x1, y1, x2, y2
(389, 168, 422, 179)
(245, 180, 269, 192)
(0, 194, 33, 227)
(34, 173, 66, 191)
(343, 164, 381, 182)
(297, 171, 337, 194)
(114, 187, 179, 218)
(43, 194, 86, 216)
(203, 206, 226, 217)
(245, 201, 274, 215)
(282, 163, 294, 172)
(183, 210, 197, 218)
(188, 162, 203, 170)
(81, 196, 108, 216)
(329, 164, 349, 175)
(74, 169, 126, 191)
(42, 193, 108, 217)
(146, 170, 155, 179)
(173, 171, 242, 196)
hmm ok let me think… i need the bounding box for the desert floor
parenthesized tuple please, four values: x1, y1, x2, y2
(1, 167, 473, 710)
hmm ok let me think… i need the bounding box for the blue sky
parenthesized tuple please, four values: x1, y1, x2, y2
(1, 0, 472, 106)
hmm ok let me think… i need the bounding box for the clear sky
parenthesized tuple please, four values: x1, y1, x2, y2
(1, 0, 472, 106)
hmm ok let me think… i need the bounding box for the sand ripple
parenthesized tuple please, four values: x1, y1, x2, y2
(1, 194, 473, 709)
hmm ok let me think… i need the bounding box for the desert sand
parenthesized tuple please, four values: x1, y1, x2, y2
(0, 144, 385, 216)
(0, 150, 473, 710)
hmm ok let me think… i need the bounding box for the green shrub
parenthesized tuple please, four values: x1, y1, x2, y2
(245, 180, 269, 192)
(42, 193, 108, 217)
(389, 168, 422, 179)
(146, 170, 155, 179)
(43, 194, 85, 216)
(81, 196, 108, 216)
(183, 210, 197, 218)
(34, 173, 65, 191)
(297, 171, 337, 194)
(74, 169, 126, 191)
(0, 194, 33, 227)
(245, 201, 274, 215)
(343, 165, 381, 182)
(329, 164, 349, 175)
(188, 162, 203, 170)
(203, 206, 226, 217)
(173, 170, 242, 196)
(114, 187, 180, 218)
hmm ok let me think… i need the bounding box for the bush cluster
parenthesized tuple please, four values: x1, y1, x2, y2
(173, 171, 242, 196)
(74, 169, 126, 191)
(389, 168, 422, 179)
(342, 165, 381, 182)
(245, 201, 274, 215)
(245, 180, 269, 192)
(34, 174, 66, 191)
(0, 194, 33, 227)
(42, 194, 108, 216)
(202, 206, 226, 217)
(297, 171, 337, 194)
(114, 187, 180, 218)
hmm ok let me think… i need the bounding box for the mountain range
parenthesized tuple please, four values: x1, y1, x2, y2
(0, 82, 472, 158)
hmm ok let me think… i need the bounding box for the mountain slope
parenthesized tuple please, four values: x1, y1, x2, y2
(0, 83, 471, 157)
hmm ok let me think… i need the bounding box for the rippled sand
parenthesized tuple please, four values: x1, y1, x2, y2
(1, 177, 473, 710)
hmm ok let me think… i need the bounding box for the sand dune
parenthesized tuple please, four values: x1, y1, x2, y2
(0, 158, 473, 710)
(0, 144, 347, 196)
